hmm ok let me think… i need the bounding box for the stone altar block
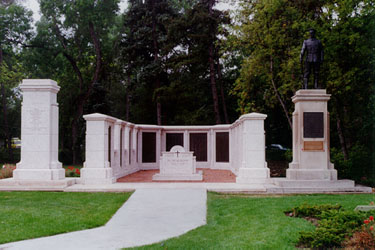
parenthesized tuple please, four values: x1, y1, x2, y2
(152, 145, 203, 181)
(13, 79, 65, 180)
(286, 89, 337, 180)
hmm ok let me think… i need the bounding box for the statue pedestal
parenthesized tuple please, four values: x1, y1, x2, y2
(272, 89, 364, 192)
(286, 89, 337, 180)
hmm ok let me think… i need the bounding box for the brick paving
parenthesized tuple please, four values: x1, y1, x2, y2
(117, 168, 236, 183)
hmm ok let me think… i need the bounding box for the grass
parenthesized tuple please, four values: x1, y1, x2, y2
(0, 191, 132, 244)
(131, 193, 375, 249)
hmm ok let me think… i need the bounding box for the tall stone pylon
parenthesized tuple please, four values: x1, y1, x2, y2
(13, 79, 65, 180)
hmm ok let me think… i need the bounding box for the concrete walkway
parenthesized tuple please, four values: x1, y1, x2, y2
(0, 188, 207, 250)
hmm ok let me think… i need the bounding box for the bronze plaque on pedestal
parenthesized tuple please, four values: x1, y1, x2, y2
(303, 141, 324, 151)
(303, 112, 324, 138)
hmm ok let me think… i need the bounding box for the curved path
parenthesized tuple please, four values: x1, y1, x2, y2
(0, 188, 207, 250)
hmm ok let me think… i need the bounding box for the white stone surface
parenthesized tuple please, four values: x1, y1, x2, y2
(81, 113, 117, 184)
(81, 112, 268, 184)
(0, 188, 207, 250)
(153, 145, 203, 181)
(286, 89, 337, 180)
(14, 79, 64, 181)
(234, 113, 270, 183)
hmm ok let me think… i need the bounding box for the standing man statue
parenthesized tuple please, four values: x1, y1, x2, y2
(300, 28, 324, 89)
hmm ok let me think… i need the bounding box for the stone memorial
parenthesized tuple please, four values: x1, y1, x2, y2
(152, 145, 203, 181)
(286, 89, 337, 180)
(273, 89, 361, 191)
(13, 79, 65, 180)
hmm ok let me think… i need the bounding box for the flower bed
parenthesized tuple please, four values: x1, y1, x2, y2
(64, 166, 80, 177)
(0, 164, 16, 179)
(286, 203, 375, 248)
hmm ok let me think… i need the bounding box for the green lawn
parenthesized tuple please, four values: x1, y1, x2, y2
(0, 191, 131, 244)
(131, 193, 375, 249)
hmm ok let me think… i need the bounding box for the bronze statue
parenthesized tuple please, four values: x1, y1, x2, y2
(300, 29, 324, 89)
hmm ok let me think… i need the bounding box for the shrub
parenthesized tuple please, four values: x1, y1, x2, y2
(288, 203, 373, 248)
(331, 144, 374, 187)
(287, 203, 341, 218)
(301, 211, 364, 248)
(284, 149, 292, 162)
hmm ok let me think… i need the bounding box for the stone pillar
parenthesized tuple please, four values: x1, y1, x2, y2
(132, 127, 138, 164)
(124, 125, 130, 166)
(156, 129, 161, 166)
(81, 113, 115, 184)
(112, 120, 122, 174)
(236, 113, 270, 183)
(14, 79, 64, 180)
(209, 129, 214, 168)
(287, 89, 337, 180)
(184, 130, 189, 152)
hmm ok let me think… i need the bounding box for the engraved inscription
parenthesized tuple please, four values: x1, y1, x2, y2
(303, 112, 324, 138)
(24, 108, 48, 134)
(162, 153, 193, 174)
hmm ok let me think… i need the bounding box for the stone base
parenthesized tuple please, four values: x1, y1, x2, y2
(80, 168, 116, 184)
(274, 178, 354, 188)
(355, 206, 375, 211)
(286, 168, 337, 180)
(152, 171, 203, 181)
(13, 168, 65, 180)
(236, 168, 271, 184)
(270, 178, 372, 193)
(0, 177, 77, 191)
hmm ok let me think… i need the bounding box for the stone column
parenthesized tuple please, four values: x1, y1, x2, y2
(184, 130, 189, 152)
(14, 79, 64, 180)
(236, 113, 270, 183)
(156, 129, 161, 165)
(132, 127, 138, 164)
(112, 120, 122, 174)
(124, 125, 130, 166)
(287, 89, 337, 180)
(81, 113, 115, 184)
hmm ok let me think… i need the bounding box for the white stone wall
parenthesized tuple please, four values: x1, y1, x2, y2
(231, 113, 270, 183)
(82, 112, 270, 184)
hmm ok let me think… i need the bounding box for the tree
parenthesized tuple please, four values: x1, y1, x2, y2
(165, 0, 230, 124)
(27, 0, 121, 163)
(0, 2, 32, 161)
(120, 0, 178, 125)
(231, 0, 375, 181)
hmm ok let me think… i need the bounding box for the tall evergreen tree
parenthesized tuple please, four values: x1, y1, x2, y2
(120, 0, 177, 125)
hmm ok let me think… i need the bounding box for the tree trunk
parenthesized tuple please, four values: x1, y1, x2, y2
(216, 58, 229, 124)
(69, 22, 102, 164)
(208, 0, 221, 124)
(269, 55, 292, 129)
(151, 0, 162, 125)
(335, 110, 349, 160)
